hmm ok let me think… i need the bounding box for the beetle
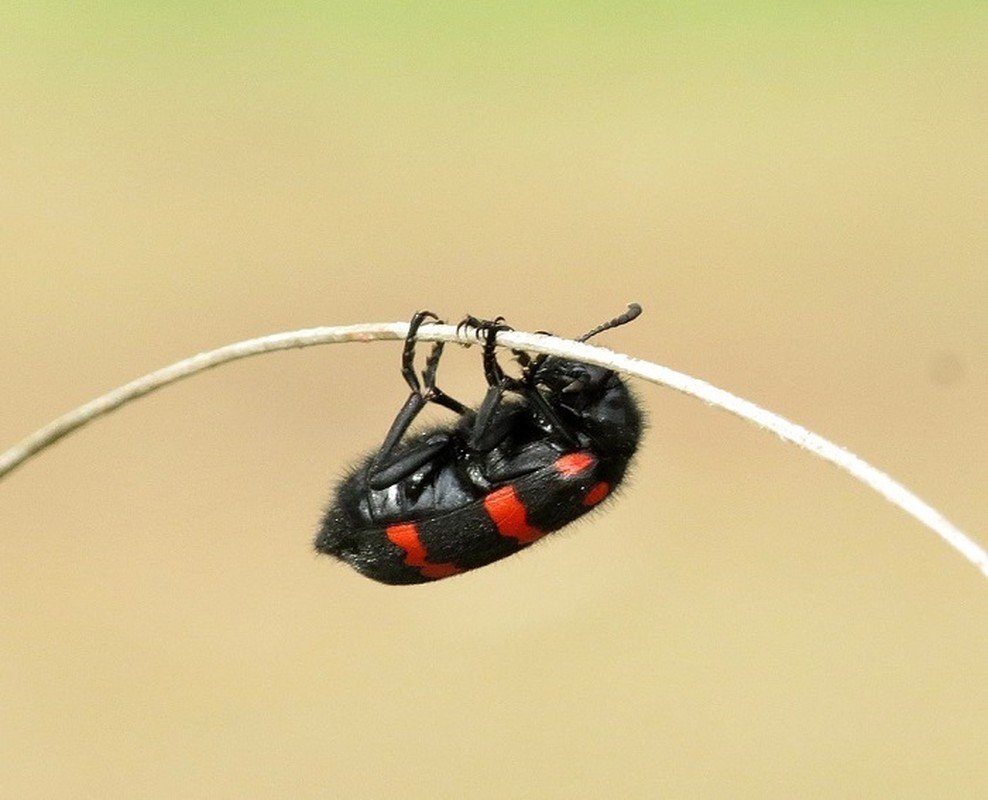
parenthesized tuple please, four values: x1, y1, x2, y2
(315, 304, 644, 584)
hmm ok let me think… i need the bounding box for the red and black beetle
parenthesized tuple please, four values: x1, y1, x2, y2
(315, 304, 643, 584)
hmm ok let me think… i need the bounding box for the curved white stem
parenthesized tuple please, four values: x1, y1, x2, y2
(2, 321, 985, 581)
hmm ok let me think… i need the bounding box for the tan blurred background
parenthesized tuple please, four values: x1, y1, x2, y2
(2, 4, 986, 797)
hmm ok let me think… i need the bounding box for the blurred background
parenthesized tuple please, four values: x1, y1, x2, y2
(1, 3, 986, 797)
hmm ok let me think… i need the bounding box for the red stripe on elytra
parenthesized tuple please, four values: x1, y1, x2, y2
(555, 451, 608, 505)
(554, 451, 595, 477)
(484, 486, 543, 544)
(583, 481, 610, 506)
(386, 523, 462, 579)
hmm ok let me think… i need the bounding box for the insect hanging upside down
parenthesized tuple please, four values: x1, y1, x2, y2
(315, 304, 644, 585)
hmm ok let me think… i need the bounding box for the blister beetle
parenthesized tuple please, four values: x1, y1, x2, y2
(315, 304, 643, 584)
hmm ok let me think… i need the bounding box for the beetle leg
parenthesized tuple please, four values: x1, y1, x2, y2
(467, 379, 514, 451)
(479, 316, 513, 389)
(368, 431, 452, 490)
(458, 314, 516, 389)
(399, 310, 438, 393)
(419, 327, 469, 416)
(461, 317, 528, 451)
(368, 311, 468, 488)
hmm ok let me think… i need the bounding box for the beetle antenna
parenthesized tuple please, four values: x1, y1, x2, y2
(578, 302, 642, 342)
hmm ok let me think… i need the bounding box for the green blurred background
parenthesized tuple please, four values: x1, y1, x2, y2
(2, 3, 986, 797)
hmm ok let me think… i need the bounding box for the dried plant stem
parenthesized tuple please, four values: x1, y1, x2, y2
(2, 321, 985, 580)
